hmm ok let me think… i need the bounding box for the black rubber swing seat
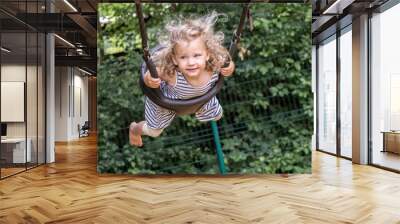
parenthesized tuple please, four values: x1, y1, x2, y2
(139, 46, 225, 116)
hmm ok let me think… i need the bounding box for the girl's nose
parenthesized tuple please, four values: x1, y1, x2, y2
(187, 57, 196, 65)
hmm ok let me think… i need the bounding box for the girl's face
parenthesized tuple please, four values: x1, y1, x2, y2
(172, 37, 209, 79)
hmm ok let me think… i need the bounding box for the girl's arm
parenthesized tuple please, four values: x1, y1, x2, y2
(144, 69, 161, 88)
(144, 68, 176, 88)
(220, 61, 235, 77)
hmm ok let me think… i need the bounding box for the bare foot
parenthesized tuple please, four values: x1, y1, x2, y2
(129, 121, 145, 147)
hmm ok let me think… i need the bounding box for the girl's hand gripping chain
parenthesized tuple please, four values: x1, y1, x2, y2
(144, 70, 161, 88)
(220, 61, 235, 77)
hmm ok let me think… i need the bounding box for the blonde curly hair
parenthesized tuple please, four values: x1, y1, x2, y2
(152, 11, 230, 79)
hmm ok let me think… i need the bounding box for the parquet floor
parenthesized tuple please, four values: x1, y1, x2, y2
(1, 167, 25, 177)
(1, 135, 400, 223)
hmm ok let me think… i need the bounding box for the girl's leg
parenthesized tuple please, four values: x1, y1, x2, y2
(129, 121, 145, 146)
(142, 123, 164, 137)
(129, 121, 164, 147)
(213, 112, 223, 121)
(130, 98, 175, 147)
(195, 97, 223, 122)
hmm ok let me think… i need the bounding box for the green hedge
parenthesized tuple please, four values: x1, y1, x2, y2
(97, 3, 312, 174)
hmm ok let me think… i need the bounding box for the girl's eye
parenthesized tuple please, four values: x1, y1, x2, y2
(180, 56, 186, 59)
(194, 54, 201, 57)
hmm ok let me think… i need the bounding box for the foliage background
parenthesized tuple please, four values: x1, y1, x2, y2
(97, 3, 312, 174)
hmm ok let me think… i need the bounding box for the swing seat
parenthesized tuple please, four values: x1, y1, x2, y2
(139, 46, 225, 116)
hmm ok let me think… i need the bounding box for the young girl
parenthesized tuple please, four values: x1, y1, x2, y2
(130, 12, 235, 147)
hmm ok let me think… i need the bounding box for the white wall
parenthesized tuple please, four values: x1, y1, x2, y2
(55, 66, 69, 141)
(1, 63, 46, 164)
(1, 65, 26, 81)
(72, 72, 89, 137)
(55, 67, 89, 141)
(1, 65, 26, 131)
(1, 82, 25, 122)
(1, 65, 34, 137)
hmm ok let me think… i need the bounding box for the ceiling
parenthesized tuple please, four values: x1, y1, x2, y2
(0, 0, 99, 75)
(312, 0, 390, 44)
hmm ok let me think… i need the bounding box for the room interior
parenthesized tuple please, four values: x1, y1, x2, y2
(0, 0, 399, 222)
